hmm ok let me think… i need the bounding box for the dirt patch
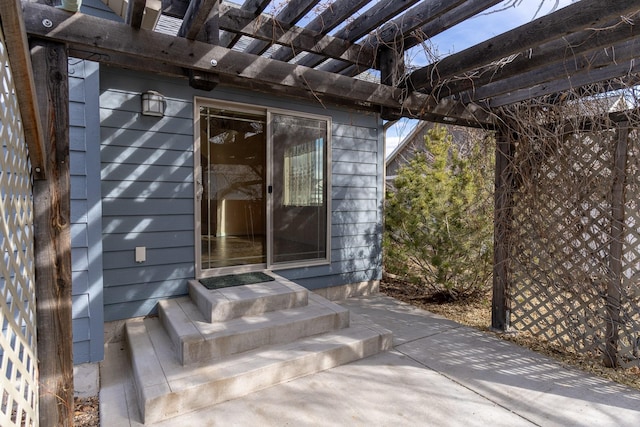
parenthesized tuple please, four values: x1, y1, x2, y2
(380, 277, 640, 391)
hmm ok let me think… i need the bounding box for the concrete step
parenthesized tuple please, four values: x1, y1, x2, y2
(159, 293, 350, 365)
(126, 315, 392, 424)
(188, 274, 308, 322)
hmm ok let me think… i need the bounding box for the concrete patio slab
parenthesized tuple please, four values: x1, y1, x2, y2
(101, 294, 640, 426)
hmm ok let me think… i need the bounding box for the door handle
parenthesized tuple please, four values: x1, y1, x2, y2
(196, 177, 204, 201)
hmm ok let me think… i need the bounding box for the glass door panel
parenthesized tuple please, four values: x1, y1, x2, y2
(270, 113, 329, 265)
(199, 106, 267, 269)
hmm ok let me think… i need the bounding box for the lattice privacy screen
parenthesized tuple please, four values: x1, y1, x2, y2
(504, 97, 640, 368)
(0, 27, 38, 427)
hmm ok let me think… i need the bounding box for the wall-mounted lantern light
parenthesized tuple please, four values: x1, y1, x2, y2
(141, 91, 166, 117)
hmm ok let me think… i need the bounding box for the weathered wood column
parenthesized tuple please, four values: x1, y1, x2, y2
(604, 122, 629, 368)
(31, 39, 73, 426)
(378, 44, 405, 121)
(492, 121, 516, 331)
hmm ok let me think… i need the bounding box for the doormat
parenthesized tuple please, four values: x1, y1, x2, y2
(200, 272, 275, 290)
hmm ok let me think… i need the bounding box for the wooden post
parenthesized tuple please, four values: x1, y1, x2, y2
(492, 122, 515, 331)
(31, 39, 73, 426)
(0, 0, 47, 178)
(379, 44, 404, 121)
(604, 122, 629, 368)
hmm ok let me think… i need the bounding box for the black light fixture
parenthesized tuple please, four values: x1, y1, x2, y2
(141, 91, 166, 117)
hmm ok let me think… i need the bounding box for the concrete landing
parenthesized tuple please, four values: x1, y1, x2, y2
(102, 294, 640, 426)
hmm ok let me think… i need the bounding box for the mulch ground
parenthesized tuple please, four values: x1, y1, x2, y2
(74, 396, 99, 426)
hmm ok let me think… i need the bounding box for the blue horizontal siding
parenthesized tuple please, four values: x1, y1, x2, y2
(101, 181, 194, 199)
(103, 264, 194, 288)
(102, 247, 195, 270)
(101, 128, 194, 150)
(332, 186, 377, 200)
(333, 148, 377, 164)
(69, 59, 104, 364)
(100, 67, 382, 321)
(101, 67, 197, 321)
(101, 163, 193, 182)
(102, 230, 195, 252)
(101, 198, 193, 216)
(102, 214, 194, 234)
(332, 174, 377, 188)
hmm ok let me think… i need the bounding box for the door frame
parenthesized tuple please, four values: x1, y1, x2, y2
(194, 97, 331, 278)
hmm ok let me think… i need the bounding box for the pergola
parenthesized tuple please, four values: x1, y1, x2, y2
(2, 0, 640, 424)
(8, 0, 640, 167)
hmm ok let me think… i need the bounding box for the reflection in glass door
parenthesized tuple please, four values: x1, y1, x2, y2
(270, 113, 329, 265)
(198, 106, 267, 269)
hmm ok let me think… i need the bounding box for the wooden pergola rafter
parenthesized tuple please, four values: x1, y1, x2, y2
(19, 0, 640, 127)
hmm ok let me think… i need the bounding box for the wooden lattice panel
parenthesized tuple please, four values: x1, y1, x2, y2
(0, 28, 38, 427)
(509, 121, 640, 366)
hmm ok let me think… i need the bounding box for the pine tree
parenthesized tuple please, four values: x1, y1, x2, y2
(384, 126, 494, 300)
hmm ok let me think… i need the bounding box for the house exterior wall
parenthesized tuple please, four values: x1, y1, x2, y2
(386, 122, 486, 183)
(98, 67, 384, 321)
(386, 122, 433, 179)
(69, 59, 104, 363)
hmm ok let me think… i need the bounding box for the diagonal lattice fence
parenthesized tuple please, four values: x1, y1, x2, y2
(499, 89, 640, 368)
(0, 26, 38, 427)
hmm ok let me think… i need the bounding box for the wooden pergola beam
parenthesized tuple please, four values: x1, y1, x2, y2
(22, 3, 393, 105)
(440, 15, 640, 100)
(319, 0, 468, 75)
(0, 0, 46, 179)
(23, 3, 493, 126)
(402, 0, 503, 52)
(489, 59, 640, 108)
(62, 44, 489, 127)
(406, 0, 640, 92)
(341, 0, 503, 77)
(179, 0, 219, 40)
(218, 3, 376, 68)
(270, 0, 371, 63)
(218, 0, 270, 48)
(296, 0, 421, 69)
(462, 38, 640, 104)
(182, 0, 220, 90)
(243, 0, 318, 56)
(23, 2, 495, 126)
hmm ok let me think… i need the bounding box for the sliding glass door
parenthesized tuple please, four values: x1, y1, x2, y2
(196, 100, 330, 276)
(270, 112, 330, 265)
(198, 105, 267, 270)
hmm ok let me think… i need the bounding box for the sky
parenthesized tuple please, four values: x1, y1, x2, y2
(385, 0, 578, 157)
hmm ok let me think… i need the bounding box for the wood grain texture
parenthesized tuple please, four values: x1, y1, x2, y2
(23, 2, 493, 126)
(218, 3, 375, 68)
(0, 0, 46, 178)
(406, 0, 640, 92)
(31, 39, 73, 427)
(491, 123, 515, 331)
